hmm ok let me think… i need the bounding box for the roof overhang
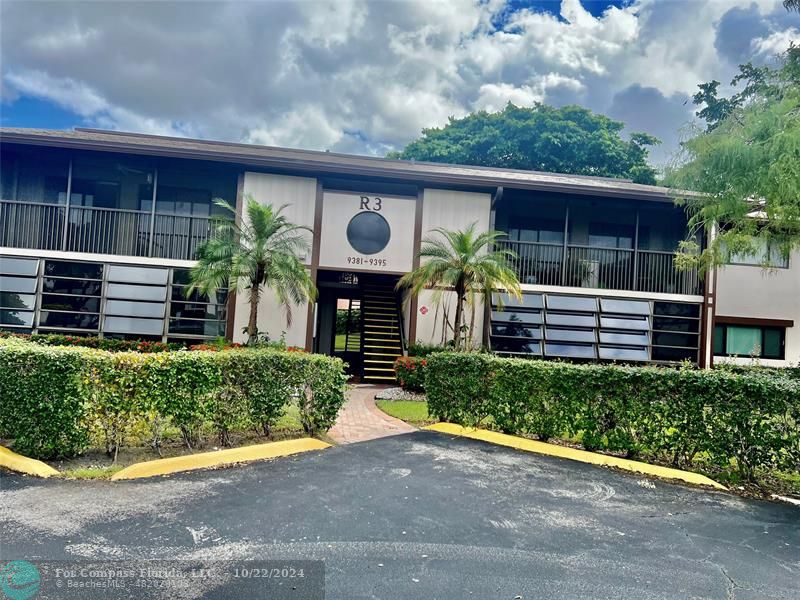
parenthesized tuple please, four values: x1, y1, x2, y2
(0, 127, 683, 203)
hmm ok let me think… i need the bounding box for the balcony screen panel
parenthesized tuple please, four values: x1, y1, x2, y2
(545, 328, 596, 343)
(599, 330, 649, 345)
(39, 311, 99, 329)
(0, 257, 39, 276)
(491, 323, 541, 339)
(43, 277, 101, 296)
(107, 283, 167, 302)
(10, 150, 69, 204)
(652, 331, 699, 348)
(0, 276, 37, 294)
(0, 309, 34, 327)
(598, 346, 649, 361)
(43, 260, 103, 280)
(495, 293, 543, 310)
(653, 317, 700, 333)
(168, 318, 225, 337)
(71, 154, 154, 211)
(545, 343, 596, 359)
(170, 302, 225, 320)
(0, 292, 35, 310)
(652, 346, 697, 362)
(545, 295, 597, 312)
(600, 298, 650, 316)
(104, 316, 164, 335)
(653, 302, 700, 319)
(545, 312, 596, 327)
(492, 337, 542, 355)
(41, 294, 100, 313)
(106, 300, 165, 319)
(107, 265, 169, 285)
(491, 310, 542, 325)
(599, 316, 649, 331)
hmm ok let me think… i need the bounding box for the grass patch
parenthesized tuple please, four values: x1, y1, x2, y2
(376, 400, 436, 426)
(62, 465, 124, 480)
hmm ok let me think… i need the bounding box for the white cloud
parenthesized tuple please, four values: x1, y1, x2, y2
(1, 0, 795, 166)
(751, 28, 799, 57)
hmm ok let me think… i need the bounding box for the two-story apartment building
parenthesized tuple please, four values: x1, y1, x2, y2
(1, 128, 796, 380)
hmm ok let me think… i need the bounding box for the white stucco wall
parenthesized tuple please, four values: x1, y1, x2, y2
(318, 191, 417, 273)
(411, 188, 492, 347)
(714, 251, 800, 365)
(232, 172, 317, 346)
(414, 288, 484, 349)
(242, 172, 317, 262)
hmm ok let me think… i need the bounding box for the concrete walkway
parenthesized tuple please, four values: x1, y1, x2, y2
(328, 384, 415, 444)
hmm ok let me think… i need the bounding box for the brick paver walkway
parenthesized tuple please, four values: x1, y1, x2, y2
(328, 384, 416, 444)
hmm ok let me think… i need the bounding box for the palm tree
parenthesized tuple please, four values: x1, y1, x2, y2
(188, 195, 316, 345)
(398, 223, 522, 350)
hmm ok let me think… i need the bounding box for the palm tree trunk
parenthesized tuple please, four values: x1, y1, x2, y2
(247, 285, 260, 346)
(453, 280, 465, 350)
(483, 290, 492, 351)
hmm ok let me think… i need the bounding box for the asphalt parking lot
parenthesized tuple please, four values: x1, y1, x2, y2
(1, 431, 798, 599)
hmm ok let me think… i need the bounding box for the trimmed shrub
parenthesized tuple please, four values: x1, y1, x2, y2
(425, 352, 800, 481)
(394, 356, 427, 392)
(0, 338, 347, 459)
(0, 338, 94, 459)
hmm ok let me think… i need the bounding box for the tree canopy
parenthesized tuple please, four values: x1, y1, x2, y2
(667, 44, 800, 270)
(388, 103, 660, 184)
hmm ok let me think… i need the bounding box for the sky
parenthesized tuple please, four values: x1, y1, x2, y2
(0, 0, 797, 167)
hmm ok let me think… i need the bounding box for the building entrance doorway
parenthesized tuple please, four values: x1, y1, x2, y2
(315, 271, 404, 382)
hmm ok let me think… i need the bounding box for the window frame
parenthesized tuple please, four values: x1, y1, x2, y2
(713, 323, 786, 360)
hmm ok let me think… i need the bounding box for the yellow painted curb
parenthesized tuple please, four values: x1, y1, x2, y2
(111, 438, 331, 481)
(0, 445, 60, 478)
(424, 423, 727, 490)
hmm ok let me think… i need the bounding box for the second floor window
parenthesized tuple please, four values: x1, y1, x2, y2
(727, 238, 790, 268)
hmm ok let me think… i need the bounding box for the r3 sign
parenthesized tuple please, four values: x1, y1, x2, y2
(359, 195, 383, 211)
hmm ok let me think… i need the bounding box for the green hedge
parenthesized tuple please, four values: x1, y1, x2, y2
(0, 338, 347, 459)
(425, 353, 800, 482)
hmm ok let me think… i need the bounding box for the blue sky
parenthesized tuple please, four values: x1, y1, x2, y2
(1, 0, 797, 166)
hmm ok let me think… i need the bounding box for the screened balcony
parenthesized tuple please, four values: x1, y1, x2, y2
(494, 192, 703, 296)
(0, 145, 238, 261)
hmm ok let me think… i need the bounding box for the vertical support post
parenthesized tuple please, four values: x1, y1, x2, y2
(633, 207, 640, 291)
(147, 168, 159, 257)
(305, 180, 324, 352)
(560, 201, 570, 284)
(407, 188, 425, 349)
(61, 159, 73, 251)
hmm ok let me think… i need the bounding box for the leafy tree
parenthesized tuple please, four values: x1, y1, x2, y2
(398, 224, 522, 350)
(667, 45, 800, 270)
(785, 0, 799, 12)
(188, 195, 316, 345)
(388, 103, 660, 184)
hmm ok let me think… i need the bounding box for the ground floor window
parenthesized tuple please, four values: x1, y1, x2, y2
(713, 323, 785, 359)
